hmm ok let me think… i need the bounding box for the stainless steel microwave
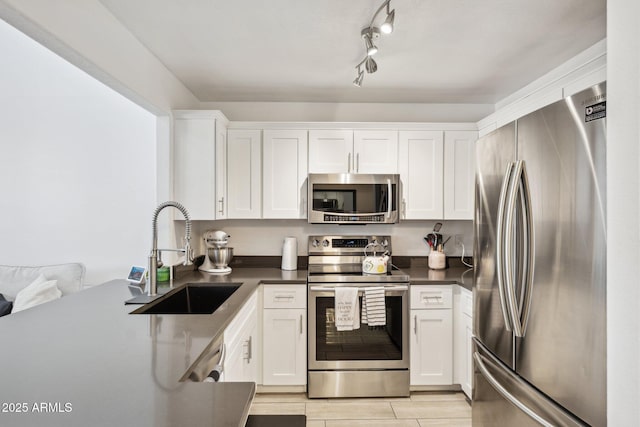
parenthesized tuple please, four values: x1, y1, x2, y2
(307, 173, 400, 224)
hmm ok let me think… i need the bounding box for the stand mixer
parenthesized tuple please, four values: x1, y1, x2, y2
(199, 230, 233, 274)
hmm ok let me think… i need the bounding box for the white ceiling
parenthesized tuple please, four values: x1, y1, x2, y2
(98, 0, 606, 104)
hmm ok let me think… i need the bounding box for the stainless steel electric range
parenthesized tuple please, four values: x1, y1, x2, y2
(307, 235, 410, 398)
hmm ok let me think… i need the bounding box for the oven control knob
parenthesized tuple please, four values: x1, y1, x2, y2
(322, 239, 330, 247)
(312, 239, 320, 247)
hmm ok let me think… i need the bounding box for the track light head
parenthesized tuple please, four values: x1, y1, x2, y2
(380, 9, 395, 34)
(365, 57, 378, 74)
(353, 70, 364, 87)
(365, 36, 378, 56)
(361, 27, 380, 56)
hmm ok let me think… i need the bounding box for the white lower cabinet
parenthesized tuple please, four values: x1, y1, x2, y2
(262, 284, 307, 386)
(223, 291, 259, 382)
(410, 285, 453, 386)
(454, 286, 473, 398)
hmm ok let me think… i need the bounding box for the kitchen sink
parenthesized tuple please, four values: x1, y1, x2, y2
(130, 283, 241, 315)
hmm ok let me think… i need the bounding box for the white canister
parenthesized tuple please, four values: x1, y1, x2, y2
(281, 237, 298, 270)
(428, 244, 446, 270)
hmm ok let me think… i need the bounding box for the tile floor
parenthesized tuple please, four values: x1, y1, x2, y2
(250, 391, 471, 427)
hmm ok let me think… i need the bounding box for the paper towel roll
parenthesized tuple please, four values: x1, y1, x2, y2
(281, 237, 298, 270)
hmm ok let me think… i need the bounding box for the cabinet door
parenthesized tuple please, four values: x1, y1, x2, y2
(173, 117, 216, 220)
(308, 130, 353, 173)
(444, 130, 477, 220)
(224, 292, 259, 383)
(215, 120, 228, 219)
(410, 309, 453, 386)
(399, 130, 444, 219)
(262, 308, 307, 385)
(263, 130, 308, 218)
(353, 130, 399, 173)
(227, 129, 262, 218)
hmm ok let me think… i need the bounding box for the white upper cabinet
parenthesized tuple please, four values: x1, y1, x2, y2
(173, 110, 228, 220)
(215, 120, 228, 219)
(308, 129, 398, 174)
(353, 130, 399, 173)
(444, 131, 477, 220)
(227, 129, 262, 218)
(308, 130, 353, 173)
(262, 130, 308, 219)
(399, 130, 444, 219)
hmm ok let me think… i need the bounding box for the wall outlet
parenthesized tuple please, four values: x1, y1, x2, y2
(454, 234, 464, 246)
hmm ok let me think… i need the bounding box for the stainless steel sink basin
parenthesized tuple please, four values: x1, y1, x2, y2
(130, 283, 241, 314)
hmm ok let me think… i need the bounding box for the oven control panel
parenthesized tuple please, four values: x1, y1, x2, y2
(308, 235, 391, 254)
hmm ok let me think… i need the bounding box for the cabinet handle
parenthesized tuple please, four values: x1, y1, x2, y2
(347, 153, 352, 173)
(356, 153, 360, 173)
(218, 197, 224, 214)
(299, 314, 303, 335)
(414, 315, 417, 335)
(243, 336, 252, 362)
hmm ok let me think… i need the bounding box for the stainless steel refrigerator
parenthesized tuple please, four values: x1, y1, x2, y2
(473, 83, 606, 427)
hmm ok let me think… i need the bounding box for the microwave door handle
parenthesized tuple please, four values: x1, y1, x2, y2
(386, 178, 392, 219)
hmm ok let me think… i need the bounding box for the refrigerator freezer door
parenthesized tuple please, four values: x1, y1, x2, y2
(515, 83, 607, 427)
(474, 122, 516, 368)
(473, 339, 587, 427)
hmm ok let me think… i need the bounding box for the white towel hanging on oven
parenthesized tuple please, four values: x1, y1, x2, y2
(362, 287, 386, 326)
(334, 287, 360, 331)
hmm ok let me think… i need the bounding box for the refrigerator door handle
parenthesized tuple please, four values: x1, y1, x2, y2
(497, 162, 516, 331)
(474, 351, 554, 427)
(504, 160, 535, 337)
(517, 160, 535, 336)
(504, 160, 534, 337)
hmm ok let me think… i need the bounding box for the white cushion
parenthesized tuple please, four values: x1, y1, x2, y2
(0, 263, 85, 301)
(12, 274, 62, 312)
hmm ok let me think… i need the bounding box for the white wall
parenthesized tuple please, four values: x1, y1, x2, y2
(607, 0, 640, 424)
(178, 219, 473, 259)
(0, 19, 157, 285)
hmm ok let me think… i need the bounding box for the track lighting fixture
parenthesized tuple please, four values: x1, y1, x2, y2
(353, 0, 396, 87)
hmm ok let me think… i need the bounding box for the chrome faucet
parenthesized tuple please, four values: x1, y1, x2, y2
(148, 201, 194, 296)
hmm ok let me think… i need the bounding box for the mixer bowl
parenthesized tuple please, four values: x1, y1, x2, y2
(209, 247, 233, 268)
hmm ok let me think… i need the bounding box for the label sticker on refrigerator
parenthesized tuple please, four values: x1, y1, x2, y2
(585, 101, 606, 122)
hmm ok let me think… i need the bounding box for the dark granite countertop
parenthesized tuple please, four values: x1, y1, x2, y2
(394, 257, 474, 292)
(0, 267, 305, 427)
(0, 264, 470, 426)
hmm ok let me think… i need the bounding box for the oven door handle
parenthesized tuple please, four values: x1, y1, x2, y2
(309, 285, 409, 292)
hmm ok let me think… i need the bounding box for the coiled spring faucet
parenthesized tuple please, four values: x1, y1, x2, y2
(148, 201, 194, 296)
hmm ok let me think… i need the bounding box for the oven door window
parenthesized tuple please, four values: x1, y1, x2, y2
(314, 295, 403, 361)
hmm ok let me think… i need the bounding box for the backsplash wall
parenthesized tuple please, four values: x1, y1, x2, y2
(175, 219, 474, 259)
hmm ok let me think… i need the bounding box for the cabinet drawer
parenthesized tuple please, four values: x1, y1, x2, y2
(263, 285, 306, 309)
(461, 289, 473, 317)
(411, 285, 453, 309)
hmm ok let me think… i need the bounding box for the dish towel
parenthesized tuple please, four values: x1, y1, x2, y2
(335, 287, 360, 331)
(362, 287, 386, 326)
